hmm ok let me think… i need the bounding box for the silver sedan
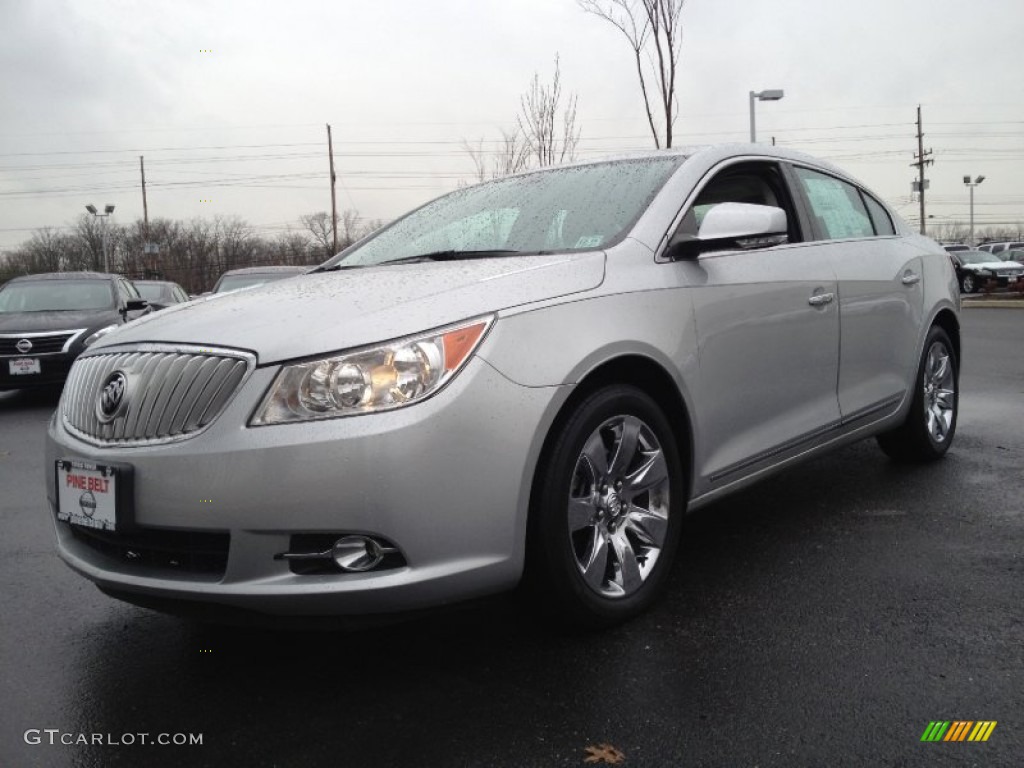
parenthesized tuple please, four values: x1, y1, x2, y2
(45, 144, 961, 627)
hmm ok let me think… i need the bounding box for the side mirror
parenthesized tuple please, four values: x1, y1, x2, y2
(121, 298, 150, 318)
(667, 203, 788, 260)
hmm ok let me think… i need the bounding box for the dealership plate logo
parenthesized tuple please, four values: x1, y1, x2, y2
(16, 338, 33, 353)
(96, 371, 129, 423)
(79, 490, 97, 518)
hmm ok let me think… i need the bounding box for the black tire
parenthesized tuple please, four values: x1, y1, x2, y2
(876, 326, 958, 462)
(526, 384, 686, 628)
(961, 273, 976, 293)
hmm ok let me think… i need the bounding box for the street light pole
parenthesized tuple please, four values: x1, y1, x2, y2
(963, 175, 985, 247)
(749, 89, 785, 143)
(85, 204, 116, 272)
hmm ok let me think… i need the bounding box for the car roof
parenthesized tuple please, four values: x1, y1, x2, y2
(134, 279, 179, 286)
(505, 144, 856, 181)
(7, 271, 117, 283)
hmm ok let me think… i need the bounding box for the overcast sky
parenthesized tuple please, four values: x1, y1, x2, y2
(1, 0, 1022, 252)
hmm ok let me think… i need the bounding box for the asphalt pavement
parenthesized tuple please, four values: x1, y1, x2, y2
(1, 308, 1021, 768)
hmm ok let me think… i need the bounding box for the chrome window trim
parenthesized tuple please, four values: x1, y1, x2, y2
(62, 343, 257, 448)
(0, 329, 86, 357)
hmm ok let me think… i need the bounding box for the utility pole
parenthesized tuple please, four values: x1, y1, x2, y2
(140, 155, 149, 238)
(140, 155, 152, 275)
(910, 105, 933, 235)
(327, 123, 338, 255)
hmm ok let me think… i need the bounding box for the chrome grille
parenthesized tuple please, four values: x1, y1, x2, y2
(62, 345, 254, 445)
(0, 330, 81, 356)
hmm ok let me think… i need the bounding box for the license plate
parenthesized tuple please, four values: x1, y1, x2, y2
(9, 358, 40, 375)
(56, 459, 119, 531)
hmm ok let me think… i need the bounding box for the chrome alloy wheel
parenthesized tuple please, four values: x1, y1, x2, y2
(568, 415, 671, 598)
(923, 341, 956, 443)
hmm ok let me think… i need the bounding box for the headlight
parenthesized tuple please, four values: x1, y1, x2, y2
(251, 315, 494, 425)
(83, 324, 119, 347)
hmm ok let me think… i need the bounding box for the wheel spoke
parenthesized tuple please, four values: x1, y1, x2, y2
(930, 404, 946, 440)
(581, 533, 610, 590)
(580, 431, 609, 478)
(568, 497, 597, 533)
(625, 505, 668, 547)
(930, 353, 949, 385)
(608, 416, 641, 477)
(610, 531, 643, 595)
(624, 449, 668, 496)
(935, 388, 955, 409)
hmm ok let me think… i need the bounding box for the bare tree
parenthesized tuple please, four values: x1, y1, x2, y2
(518, 55, 581, 167)
(462, 128, 531, 183)
(301, 211, 337, 260)
(578, 0, 686, 148)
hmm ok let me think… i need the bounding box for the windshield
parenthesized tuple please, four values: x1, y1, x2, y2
(322, 156, 684, 269)
(0, 279, 114, 312)
(1000, 249, 1024, 262)
(135, 283, 168, 302)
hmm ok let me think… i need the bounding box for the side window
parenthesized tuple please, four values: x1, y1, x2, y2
(794, 167, 874, 240)
(861, 192, 895, 236)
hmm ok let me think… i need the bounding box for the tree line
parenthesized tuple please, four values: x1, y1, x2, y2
(0, 211, 382, 294)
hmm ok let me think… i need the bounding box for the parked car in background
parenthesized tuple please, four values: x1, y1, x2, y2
(133, 280, 190, 311)
(212, 265, 307, 293)
(941, 244, 970, 253)
(976, 241, 1024, 255)
(45, 145, 960, 628)
(998, 248, 1024, 266)
(0, 272, 149, 391)
(950, 250, 1024, 293)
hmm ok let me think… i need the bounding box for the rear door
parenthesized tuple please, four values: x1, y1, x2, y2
(789, 165, 923, 423)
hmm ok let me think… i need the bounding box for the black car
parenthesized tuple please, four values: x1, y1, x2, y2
(0, 272, 149, 391)
(212, 265, 307, 293)
(133, 279, 190, 310)
(949, 250, 1024, 293)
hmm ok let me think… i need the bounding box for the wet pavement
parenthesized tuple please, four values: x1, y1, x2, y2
(1, 309, 1021, 767)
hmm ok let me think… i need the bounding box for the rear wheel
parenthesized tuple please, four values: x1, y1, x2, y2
(526, 385, 685, 628)
(877, 326, 958, 462)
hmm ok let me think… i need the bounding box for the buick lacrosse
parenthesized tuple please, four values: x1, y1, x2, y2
(46, 145, 961, 626)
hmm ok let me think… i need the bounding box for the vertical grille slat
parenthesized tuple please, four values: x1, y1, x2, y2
(165, 357, 208, 436)
(180, 358, 229, 433)
(61, 347, 253, 445)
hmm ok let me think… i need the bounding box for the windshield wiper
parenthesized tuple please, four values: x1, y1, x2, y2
(313, 249, 522, 272)
(377, 249, 522, 266)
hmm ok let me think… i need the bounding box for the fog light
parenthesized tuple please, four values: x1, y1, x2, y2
(332, 536, 384, 572)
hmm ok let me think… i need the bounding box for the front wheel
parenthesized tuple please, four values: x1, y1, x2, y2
(961, 273, 977, 293)
(877, 326, 958, 462)
(526, 385, 685, 628)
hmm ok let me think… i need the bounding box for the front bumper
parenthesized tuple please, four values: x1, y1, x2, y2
(46, 357, 562, 616)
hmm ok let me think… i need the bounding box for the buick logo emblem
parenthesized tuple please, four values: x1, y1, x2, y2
(96, 371, 129, 423)
(16, 338, 32, 354)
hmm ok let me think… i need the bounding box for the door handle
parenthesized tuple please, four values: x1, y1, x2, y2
(901, 273, 921, 286)
(808, 292, 834, 307)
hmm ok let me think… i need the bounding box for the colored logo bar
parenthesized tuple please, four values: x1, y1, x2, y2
(921, 721, 997, 742)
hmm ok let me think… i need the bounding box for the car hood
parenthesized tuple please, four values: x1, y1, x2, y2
(0, 308, 119, 334)
(964, 259, 1024, 270)
(95, 254, 606, 363)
